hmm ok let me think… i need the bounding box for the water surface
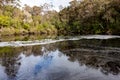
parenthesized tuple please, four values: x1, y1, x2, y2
(0, 35, 120, 80)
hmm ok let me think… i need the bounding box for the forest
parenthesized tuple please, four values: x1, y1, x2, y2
(0, 0, 120, 36)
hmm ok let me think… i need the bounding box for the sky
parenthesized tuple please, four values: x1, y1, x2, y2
(20, 0, 71, 11)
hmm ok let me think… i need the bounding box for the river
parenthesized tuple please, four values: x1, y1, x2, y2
(0, 35, 120, 80)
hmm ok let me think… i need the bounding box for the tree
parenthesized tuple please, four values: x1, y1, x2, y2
(0, 0, 20, 10)
(58, 0, 120, 34)
(31, 6, 42, 26)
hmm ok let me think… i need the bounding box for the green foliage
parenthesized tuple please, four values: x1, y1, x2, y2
(23, 23, 30, 30)
(0, 0, 120, 35)
(0, 15, 22, 28)
(58, 0, 120, 35)
(0, 16, 11, 27)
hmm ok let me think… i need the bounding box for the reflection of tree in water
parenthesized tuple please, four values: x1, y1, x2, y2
(63, 48, 120, 75)
(2, 55, 21, 80)
(101, 61, 120, 75)
(0, 47, 21, 80)
(56, 38, 120, 75)
(0, 45, 58, 79)
(0, 38, 120, 79)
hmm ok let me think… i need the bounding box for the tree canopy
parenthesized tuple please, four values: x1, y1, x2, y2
(0, 0, 120, 35)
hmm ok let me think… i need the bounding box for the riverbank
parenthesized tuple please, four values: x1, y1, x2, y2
(0, 34, 58, 42)
(0, 27, 57, 36)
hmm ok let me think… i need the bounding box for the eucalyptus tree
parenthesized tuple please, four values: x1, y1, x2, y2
(0, 0, 20, 12)
(58, 0, 120, 34)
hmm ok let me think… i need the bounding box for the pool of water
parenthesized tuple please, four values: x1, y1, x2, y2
(0, 35, 120, 80)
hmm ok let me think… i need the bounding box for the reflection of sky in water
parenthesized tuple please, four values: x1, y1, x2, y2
(0, 65, 7, 80)
(1, 50, 117, 80)
(0, 35, 120, 80)
(0, 48, 120, 80)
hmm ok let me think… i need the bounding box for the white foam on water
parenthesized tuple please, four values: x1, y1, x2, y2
(0, 39, 66, 47)
(0, 35, 120, 47)
(80, 35, 120, 39)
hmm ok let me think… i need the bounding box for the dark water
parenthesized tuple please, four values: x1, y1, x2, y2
(0, 35, 120, 80)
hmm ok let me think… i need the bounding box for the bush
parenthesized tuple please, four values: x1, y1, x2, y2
(23, 23, 30, 30)
(0, 15, 11, 27)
